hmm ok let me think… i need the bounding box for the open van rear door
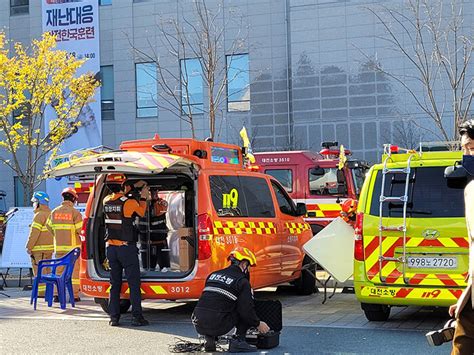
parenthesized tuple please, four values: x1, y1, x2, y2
(45, 150, 195, 178)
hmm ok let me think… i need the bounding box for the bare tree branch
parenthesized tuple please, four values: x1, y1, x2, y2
(362, 0, 472, 144)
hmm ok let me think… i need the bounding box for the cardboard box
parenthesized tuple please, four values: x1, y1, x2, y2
(179, 236, 195, 272)
(177, 227, 194, 238)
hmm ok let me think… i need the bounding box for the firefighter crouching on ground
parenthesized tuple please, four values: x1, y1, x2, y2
(192, 247, 270, 353)
(104, 175, 149, 327)
(340, 198, 358, 227)
(138, 188, 170, 272)
(449, 120, 474, 354)
(25, 191, 53, 297)
(47, 187, 83, 301)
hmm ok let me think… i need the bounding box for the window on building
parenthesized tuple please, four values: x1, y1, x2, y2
(226, 54, 250, 112)
(10, 0, 28, 15)
(100, 66, 114, 120)
(14, 177, 26, 207)
(136, 63, 158, 118)
(99, 0, 112, 5)
(180, 58, 203, 115)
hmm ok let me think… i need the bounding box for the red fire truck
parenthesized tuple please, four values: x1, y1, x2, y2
(254, 142, 369, 235)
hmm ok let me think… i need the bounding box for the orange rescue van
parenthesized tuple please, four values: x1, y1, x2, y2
(47, 135, 314, 313)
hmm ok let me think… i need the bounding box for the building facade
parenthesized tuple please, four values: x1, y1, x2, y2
(1, 0, 473, 207)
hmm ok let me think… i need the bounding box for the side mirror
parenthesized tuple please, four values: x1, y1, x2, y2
(445, 164, 469, 189)
(295, 203, 307, 216)
(310, 167, 325, 176)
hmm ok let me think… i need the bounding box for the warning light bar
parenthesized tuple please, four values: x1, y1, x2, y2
(320, 148, 352, 157)
(247, 165, 260, 172)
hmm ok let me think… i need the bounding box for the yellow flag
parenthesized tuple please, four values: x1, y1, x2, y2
(239, 126, 255, 164)
(338, 145, 347, 170)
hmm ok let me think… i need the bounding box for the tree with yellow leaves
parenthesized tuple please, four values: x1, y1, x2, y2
(0, 32, 98, 205)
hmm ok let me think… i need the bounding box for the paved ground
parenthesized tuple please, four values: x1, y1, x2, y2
(0, 319, 450, 354)
(0, 271, 453, 353)
(0, 284, 450, 330)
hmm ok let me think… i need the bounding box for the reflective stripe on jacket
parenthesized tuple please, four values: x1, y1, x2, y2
(103, 192, 146, 243)
(26, 205, 53, 253)
(47, 201, 82, 254)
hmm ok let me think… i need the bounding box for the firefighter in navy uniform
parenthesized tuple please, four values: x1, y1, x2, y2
(103, 175, 149, 327)
(138, 189, 170, 271)
(192, 247, 270, 352)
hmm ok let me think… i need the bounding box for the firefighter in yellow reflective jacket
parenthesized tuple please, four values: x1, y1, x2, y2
(25, 191, 53, 297)
(47, 187, 83, 300)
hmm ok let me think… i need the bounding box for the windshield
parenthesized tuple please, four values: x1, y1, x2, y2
(351, 167, 367, 195)
(369, 166, 464, 218)
(309, 167, 342, 195)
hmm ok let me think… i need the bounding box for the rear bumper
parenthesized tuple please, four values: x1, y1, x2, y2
(354, 280, 463, 307)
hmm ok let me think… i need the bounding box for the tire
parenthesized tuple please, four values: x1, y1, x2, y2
(361, 303, 391, 321)
(95, 298, 131, 314)
(295, 256, 317, 295)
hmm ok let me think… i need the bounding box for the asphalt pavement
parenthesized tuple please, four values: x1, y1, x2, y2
(0, 285, 453, 354)
(0, 318, 450, 354)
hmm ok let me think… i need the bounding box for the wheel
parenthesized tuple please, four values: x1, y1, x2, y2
(95, 298, 131, 314)
(295, 256, 317, 295)
(361, 303, 391, 321)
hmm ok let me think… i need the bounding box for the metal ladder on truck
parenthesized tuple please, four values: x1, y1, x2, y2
(378, 144, 418, 284)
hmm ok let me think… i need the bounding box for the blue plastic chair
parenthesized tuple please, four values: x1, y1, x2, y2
(30, 248, 80, 310)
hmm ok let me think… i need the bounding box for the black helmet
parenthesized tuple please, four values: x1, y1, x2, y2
(459, 120, 474, 139)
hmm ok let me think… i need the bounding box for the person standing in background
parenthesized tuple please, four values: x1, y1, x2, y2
(47, 187, 83, 301)
(26, 191, 53, 297)
(139, 189, 170, 272)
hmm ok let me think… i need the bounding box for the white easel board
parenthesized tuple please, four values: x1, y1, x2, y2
(303, 217, 355, 283)
(1, 207, 34, 268)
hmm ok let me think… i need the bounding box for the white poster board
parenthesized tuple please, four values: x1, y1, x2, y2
(303, 217, 355, 283)
(42, 0, 102, 208)
(1, 208, 34, 268)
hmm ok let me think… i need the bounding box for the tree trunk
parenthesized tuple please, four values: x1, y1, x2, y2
(23, 181, 34, 208)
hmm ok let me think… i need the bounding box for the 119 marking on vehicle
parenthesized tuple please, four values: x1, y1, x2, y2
(420, 290, 441, 299)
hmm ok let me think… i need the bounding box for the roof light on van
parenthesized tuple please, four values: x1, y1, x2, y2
(247, 164, 260, 172)
(389, 145, 399, 154)
(320, 148, 352, 158)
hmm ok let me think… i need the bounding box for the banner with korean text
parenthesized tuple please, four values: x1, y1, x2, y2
(41, 0, 101, 208)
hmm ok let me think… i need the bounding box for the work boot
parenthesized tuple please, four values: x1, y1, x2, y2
(204, 335, 216, 352)
(109, 317, 120, 326)
(53, 296, 59, 303)
(74, 297, 81, 302)
(228, 338, 257, 353)
(131, 316, 149, 326)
